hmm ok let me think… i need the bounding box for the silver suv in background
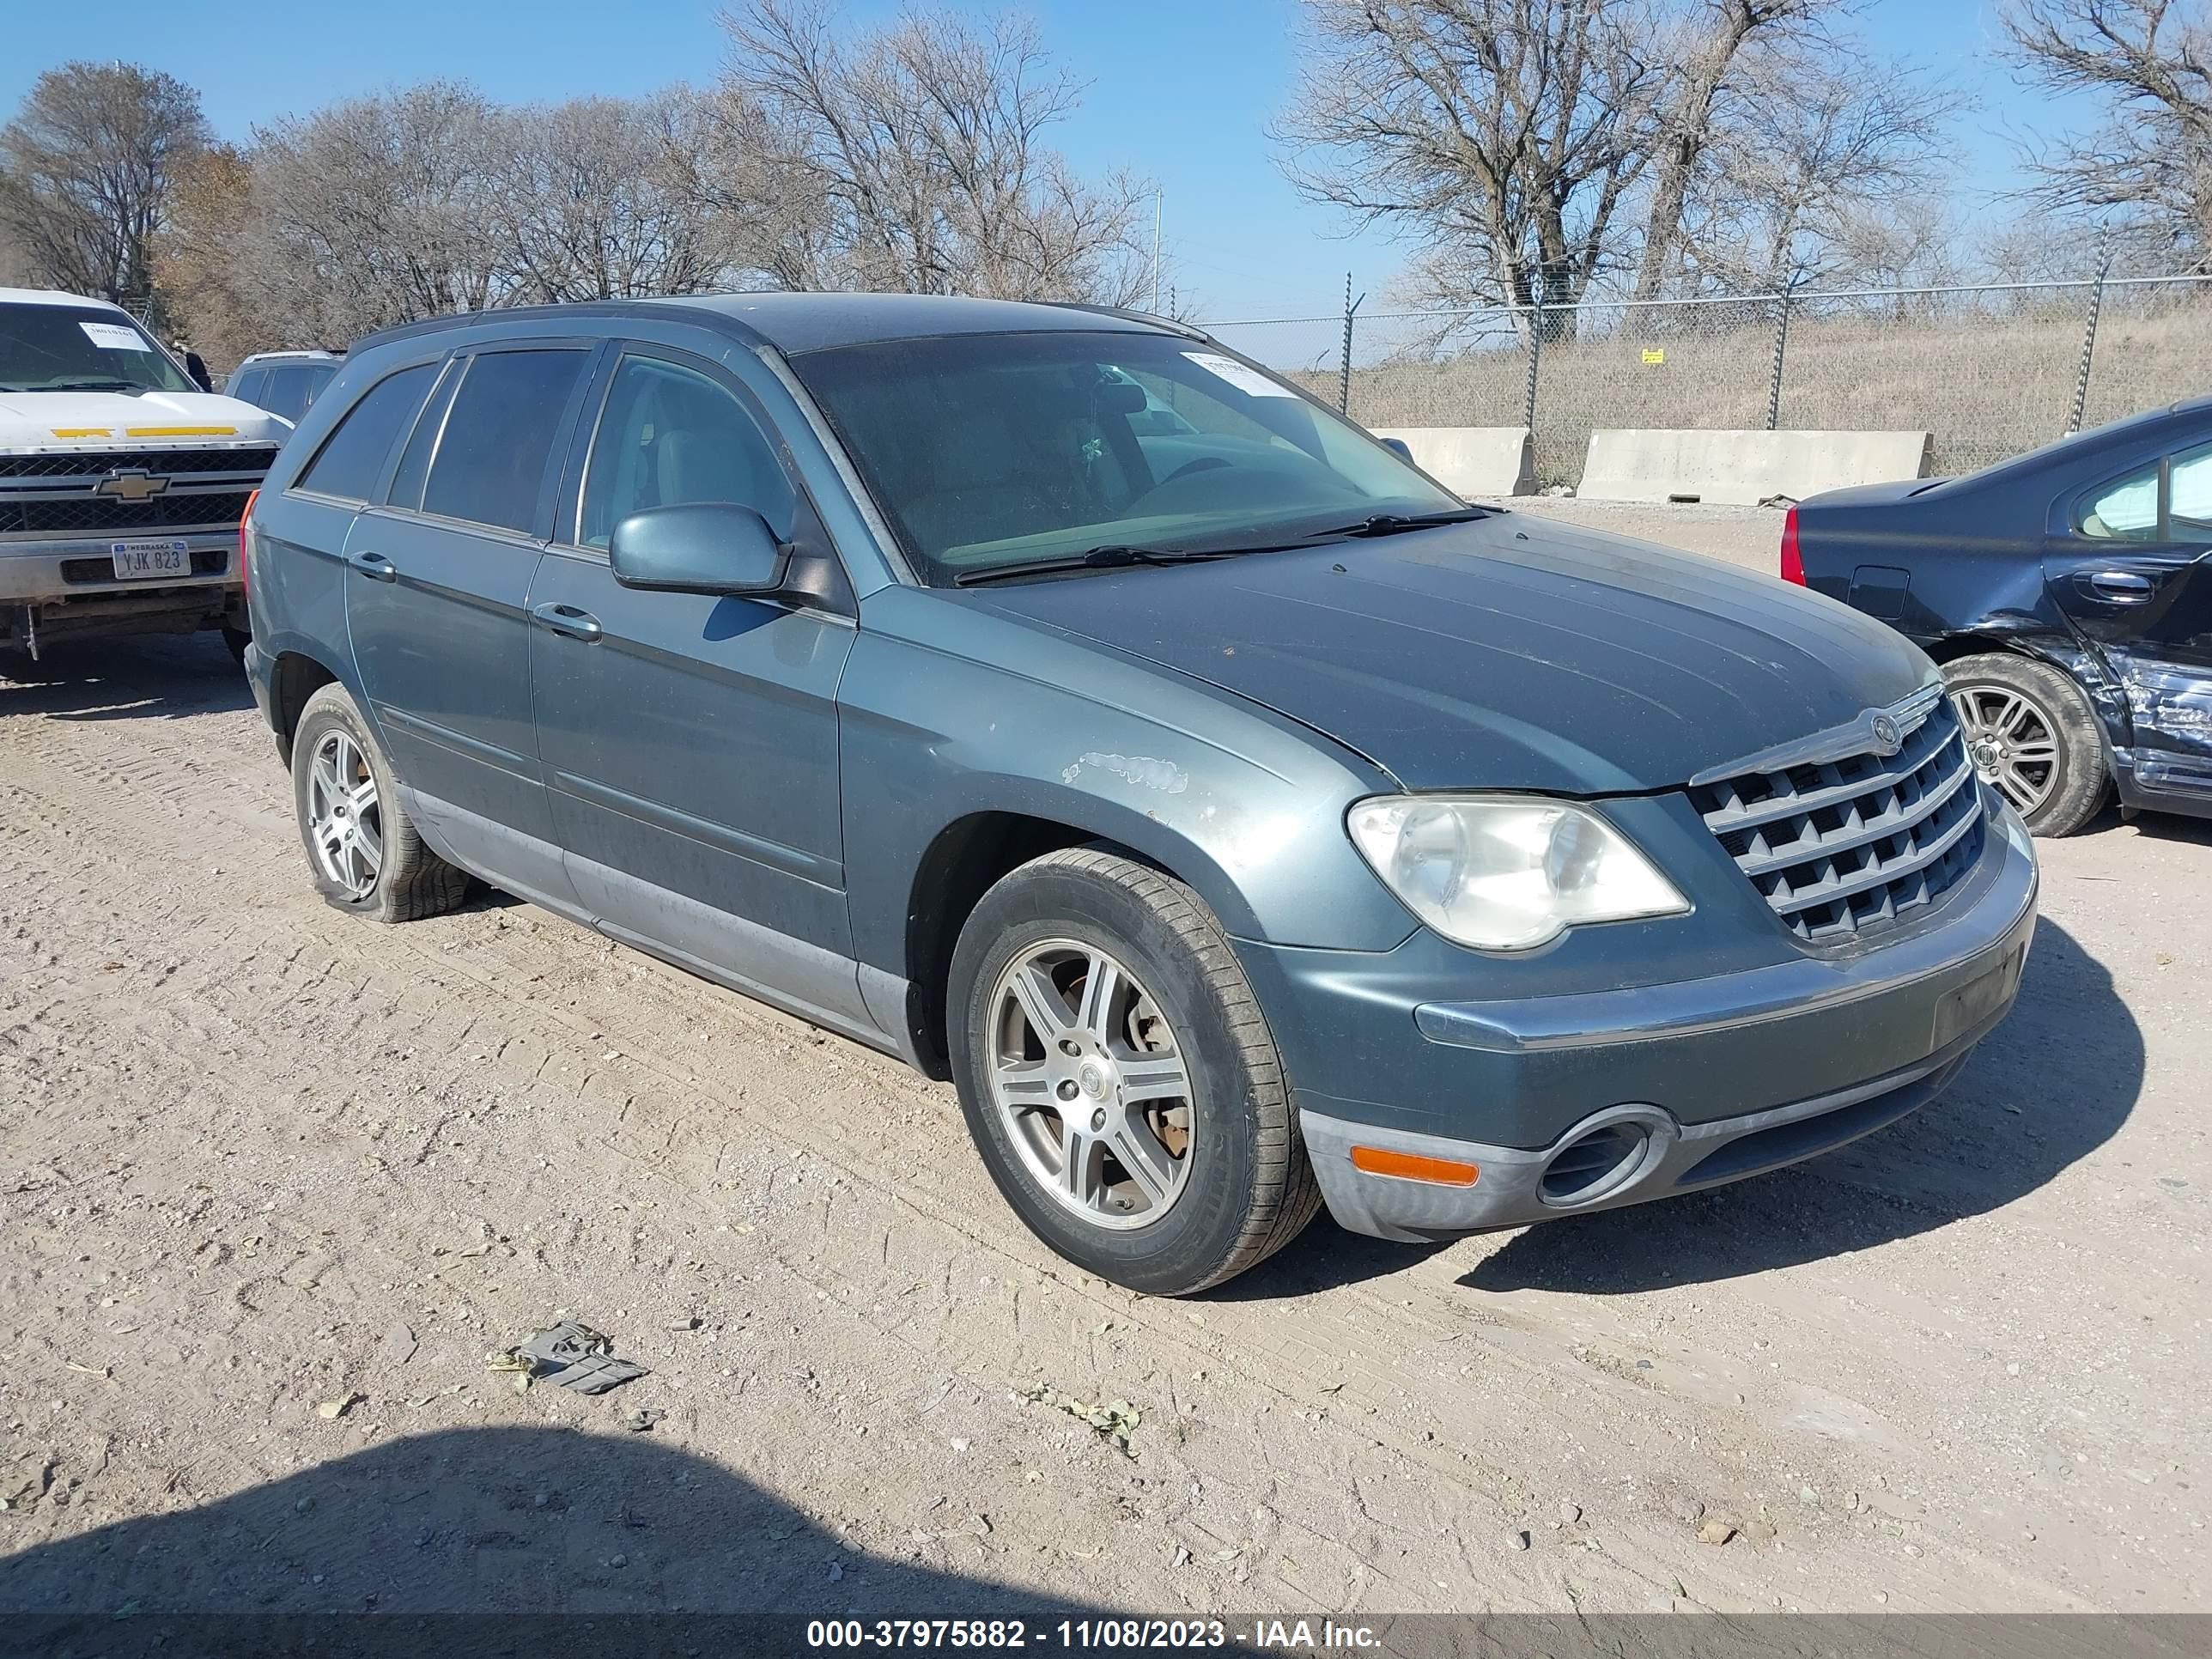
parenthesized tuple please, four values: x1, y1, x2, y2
(225, 351, 343, 427)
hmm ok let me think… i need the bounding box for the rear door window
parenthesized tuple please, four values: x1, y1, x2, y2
(2079, 462, 2160, 540)
(230, 367, 267, 408)
(421, 349, 590, 535)
(262, 364, 316, 423)
(293, 362, 439, 502)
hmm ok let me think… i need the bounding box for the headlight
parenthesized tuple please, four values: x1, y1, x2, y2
(1346, 795, 1689, 951)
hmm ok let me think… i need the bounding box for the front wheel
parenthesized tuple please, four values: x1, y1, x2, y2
(1944, 652, 2109, 837)
(947, 848, 1320, 1295)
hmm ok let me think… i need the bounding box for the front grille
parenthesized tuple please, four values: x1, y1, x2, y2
(0, 445, 278, 478)
(1690, 690, 1985, 945)
(0, 488, 255, 536)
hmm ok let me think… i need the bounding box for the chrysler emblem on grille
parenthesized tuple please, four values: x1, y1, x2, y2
(94, 468, 171, 502)
(1869, 713, 1904, 757)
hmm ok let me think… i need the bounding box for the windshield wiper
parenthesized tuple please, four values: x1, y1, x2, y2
(1302, 507, 1493, 540)
(18, 378, 146, 394)
(953, 544, 1245, 586)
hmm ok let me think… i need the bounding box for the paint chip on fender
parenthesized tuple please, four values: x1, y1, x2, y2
(1061, 752, 1188, 793)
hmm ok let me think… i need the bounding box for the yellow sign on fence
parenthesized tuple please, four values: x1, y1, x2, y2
(1641, 348, 1666, 365)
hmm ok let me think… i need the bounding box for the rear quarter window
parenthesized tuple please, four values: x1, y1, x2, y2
(294, 362, 440, 502)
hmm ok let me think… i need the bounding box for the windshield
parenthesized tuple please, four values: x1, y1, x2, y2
(0, 302, 194, 394)
(789, 329, 1464, 584)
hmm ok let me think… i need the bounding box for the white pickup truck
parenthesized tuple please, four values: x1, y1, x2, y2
(1, 287, 290, 664)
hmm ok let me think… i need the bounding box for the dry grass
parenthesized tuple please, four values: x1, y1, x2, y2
(1230, 291, 2212, 488)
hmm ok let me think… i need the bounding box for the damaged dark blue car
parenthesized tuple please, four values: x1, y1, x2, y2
(1790, 398, 2212, 839)
(242, 294, 2038, 1294)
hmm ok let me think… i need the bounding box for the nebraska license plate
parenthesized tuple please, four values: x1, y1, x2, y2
(111, 539, 191, 580)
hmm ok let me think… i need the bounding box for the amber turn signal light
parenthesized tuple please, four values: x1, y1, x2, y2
(1350, 1146, 1480, 1186)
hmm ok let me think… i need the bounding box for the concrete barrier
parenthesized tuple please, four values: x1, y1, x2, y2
(1577, 428, 1934, 505)
(1369, 426, 1537, 498)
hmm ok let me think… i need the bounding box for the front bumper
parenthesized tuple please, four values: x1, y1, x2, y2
(0, 531, 240, 605)
(1273, 798, 2039, 1241)
(0, 532, 241, 650)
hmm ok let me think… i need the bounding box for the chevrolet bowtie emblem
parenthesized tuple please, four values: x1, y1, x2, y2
(94, 468, 171, 503)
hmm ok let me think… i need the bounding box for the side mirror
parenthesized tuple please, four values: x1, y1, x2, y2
(609, 502, 788, 596)
(1379, 436, 1414, 462)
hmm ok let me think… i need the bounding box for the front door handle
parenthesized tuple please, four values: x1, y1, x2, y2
(531, 601, 603, 642)
(2085, 569, 2154, 604)
(348, 550, 397, 582)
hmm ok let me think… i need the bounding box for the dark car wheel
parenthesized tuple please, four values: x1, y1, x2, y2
(1944, 652, 2109, 837)
(289, 683, 470, 921)
(947, 847, 1321, 1296)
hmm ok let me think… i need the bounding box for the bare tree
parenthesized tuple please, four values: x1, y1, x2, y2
(0, 62, 210, 306)
(1630, 0, 1844, 300)
(1674, 46, 1964, 293)
(2004, 0, 2212, 265)
(1277, 0, 1670, 318)
(489, 92, 734, 302)
(1279, 0, 1964, 320)
(246, 83, 506, 343)
(702, 0, 1156, 304)
(153, 143, 262, 366)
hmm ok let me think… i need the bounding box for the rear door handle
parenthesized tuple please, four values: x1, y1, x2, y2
(2085, 569, 2154, 603)
(530, 601, 603, 642)
(347, 550, 397, 582)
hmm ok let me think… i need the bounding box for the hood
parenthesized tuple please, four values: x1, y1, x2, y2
(0, 388, 290, 451)
(968, 516, 1934, 794)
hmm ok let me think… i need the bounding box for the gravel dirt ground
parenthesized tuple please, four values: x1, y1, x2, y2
(1, 501, 2205, 1619)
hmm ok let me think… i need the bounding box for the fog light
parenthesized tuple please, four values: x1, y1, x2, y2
(1350, 1146, 1480, 1186)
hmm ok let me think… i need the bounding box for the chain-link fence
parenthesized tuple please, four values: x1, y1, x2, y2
(1199, 274, 2212, 490)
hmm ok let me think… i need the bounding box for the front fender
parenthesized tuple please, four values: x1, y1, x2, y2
(838, 588, 1418, 976)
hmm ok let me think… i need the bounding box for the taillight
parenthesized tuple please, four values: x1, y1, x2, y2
(1779, 504, 1806, 586)
(238, 488, 259, 597)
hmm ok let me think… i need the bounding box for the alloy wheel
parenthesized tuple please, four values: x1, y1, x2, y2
(307, 729, 384, 900)
(987, 939, 1195, 1231)
(1949, 684, 2062, 817)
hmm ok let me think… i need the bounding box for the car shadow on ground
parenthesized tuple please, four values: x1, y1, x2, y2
(1457, 917, 2138, 1295)
(0, 636, 252, 722)
(0, 1425, 1112, 1634)
(1218, 916, 2138, 1300)
(2128, 811, 2212, 848)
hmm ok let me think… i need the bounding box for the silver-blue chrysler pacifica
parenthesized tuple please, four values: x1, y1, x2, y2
(240, 294, 2039, 1293)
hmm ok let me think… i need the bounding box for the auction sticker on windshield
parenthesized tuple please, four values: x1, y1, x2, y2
(111, 539, 190, 580)
(1182, 350, 1297, 398)
(80, 321, 148, 350)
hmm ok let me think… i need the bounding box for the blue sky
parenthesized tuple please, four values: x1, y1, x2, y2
(3, 0, 2082, 318)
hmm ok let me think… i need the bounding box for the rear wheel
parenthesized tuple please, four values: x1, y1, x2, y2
(947, 848, 1319, 1295)
(289, 683, 469, 921)
(1944, 652, 2108, 837)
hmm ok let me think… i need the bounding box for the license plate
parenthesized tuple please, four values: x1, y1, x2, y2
(1931, 943, 2025, 1051)
(111, 539, 191, 580)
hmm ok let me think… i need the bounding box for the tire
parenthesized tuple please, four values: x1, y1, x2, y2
(947, 847, 1321, 1295)
(289, 683, 469, 921)
(1943, 652, 2109, 838)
